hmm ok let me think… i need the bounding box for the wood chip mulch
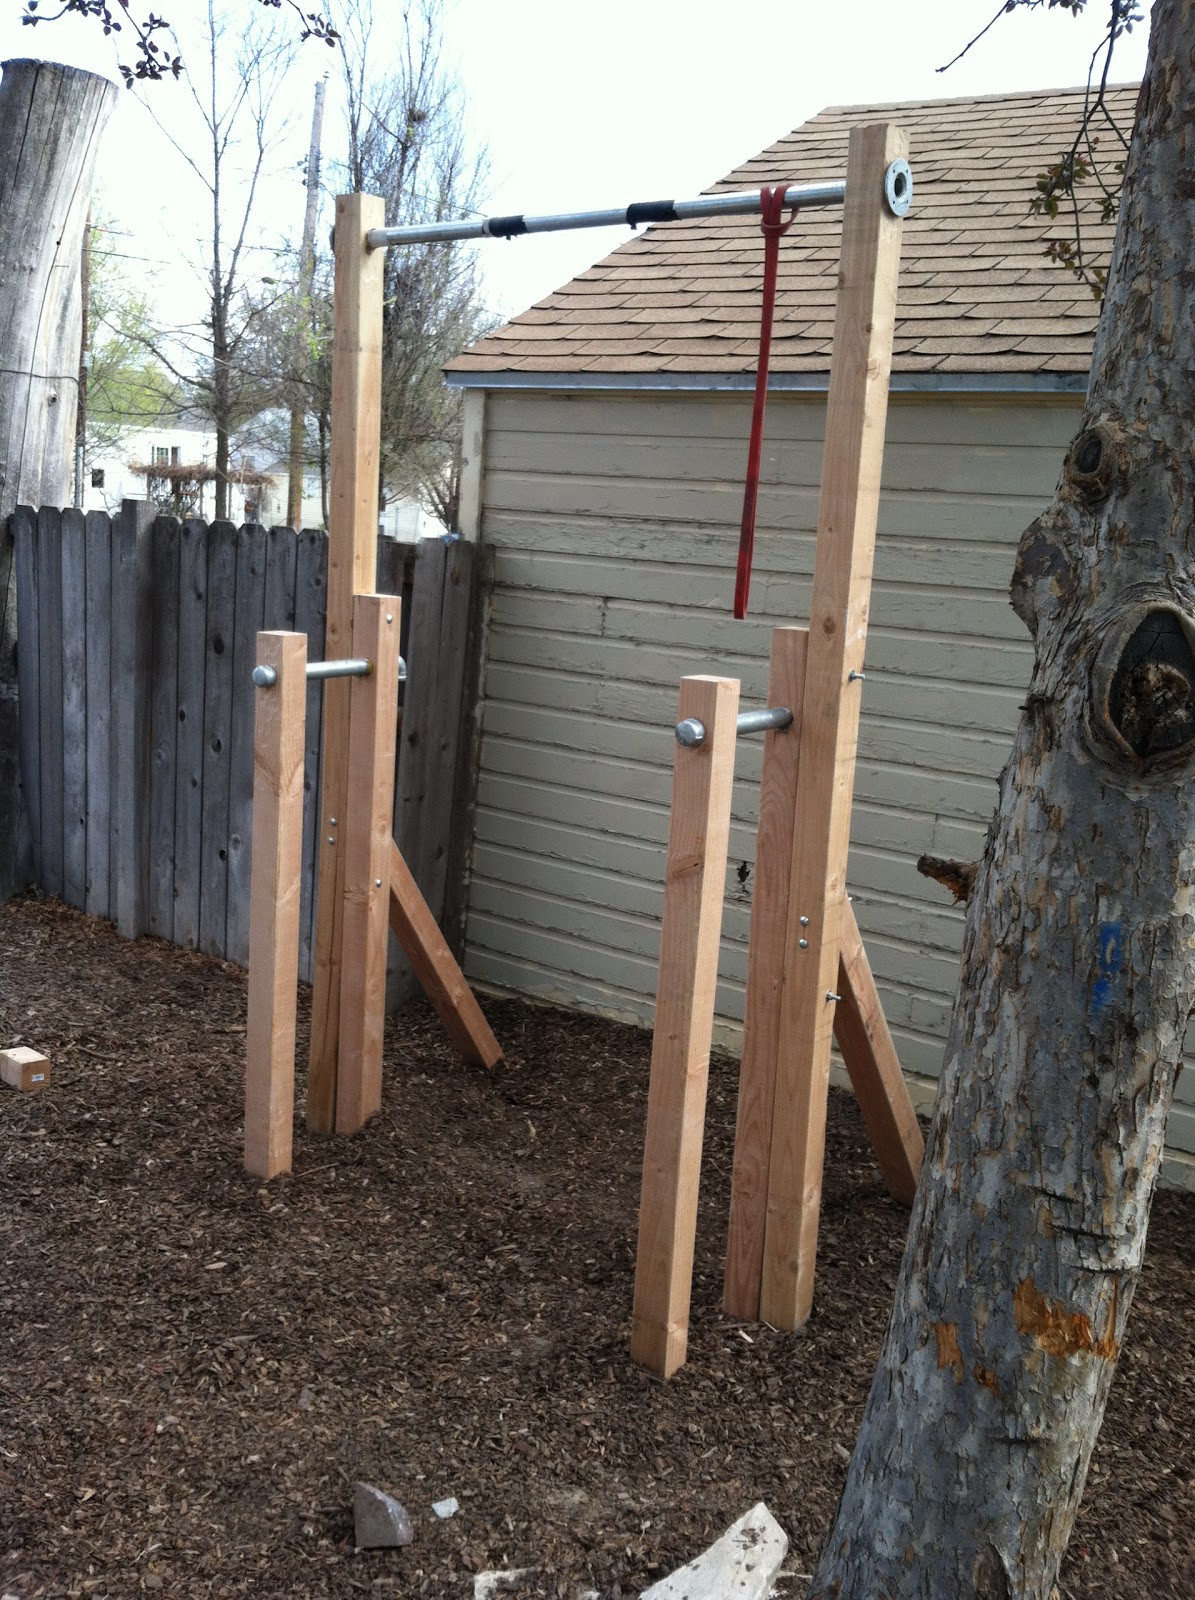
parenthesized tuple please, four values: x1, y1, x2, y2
(1, 893, 1192, 1599)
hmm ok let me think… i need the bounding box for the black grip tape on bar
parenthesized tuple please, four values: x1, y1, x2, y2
(626, 201, 678, 228)
(485, 215, 528, 238)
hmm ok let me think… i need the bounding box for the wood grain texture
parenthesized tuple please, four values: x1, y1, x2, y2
(173, 519, 208, 949)
(387, 835, 502, 1069)
(335, 593, 401, 1135)
(12, 508, 41, 885)
(110, 499, 153, 940)
(834, 899, 923, 1205)
(59, 509, 88, 909)
(83, 510, 112, 918)
(244, 630, 307, 1179)
(307, 193, 385, 1134)
(226, 524, 268, 965)
(36, 506, 64, 900)
(198, 522, 237, 957)
(147, 517, 180, 938)
(760, 123, 908, 1332)
(630, 674, 739, 1379)
(294, 529, 327, 984)
(723, 627, 807, 1319)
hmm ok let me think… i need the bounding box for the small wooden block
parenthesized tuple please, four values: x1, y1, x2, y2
(1, 1047, 51, 1092)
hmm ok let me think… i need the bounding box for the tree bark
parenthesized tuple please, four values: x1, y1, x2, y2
(0, 59, 116, 899)
(811, 7, 1192, 1595)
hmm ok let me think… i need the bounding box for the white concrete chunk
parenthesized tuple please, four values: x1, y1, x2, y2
(474, 1569, 536, 1599)
(640, 1502, 788, 1600)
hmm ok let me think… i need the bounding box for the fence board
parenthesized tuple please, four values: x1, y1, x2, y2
(60, 510, 88, 909)
(264, 526, 298, 633)
(84, 510, 112, 917)
(12, 509, 40, 884)
(148, 518, 181, 938)
(199, 521, 238, 957)
(36, 507, 65, 900)
(226, 523, 269, 965)
(294, 528, 327, 982)
(174, 519, 208, 948)
(110, 499, 154, 939)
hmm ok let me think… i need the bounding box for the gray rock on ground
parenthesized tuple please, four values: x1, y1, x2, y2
(640, 1502, 788, 1600)
(353, 1481, 414, 1549)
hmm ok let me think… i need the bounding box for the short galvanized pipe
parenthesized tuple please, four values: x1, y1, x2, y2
(675, 705, 793, 747)
(253, 656, 407, 688)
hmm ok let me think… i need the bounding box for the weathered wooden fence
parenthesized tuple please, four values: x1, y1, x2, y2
(9, 503, 489, 991)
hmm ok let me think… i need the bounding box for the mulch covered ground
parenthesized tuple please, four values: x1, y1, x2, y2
(1, 892, 1193, 1599)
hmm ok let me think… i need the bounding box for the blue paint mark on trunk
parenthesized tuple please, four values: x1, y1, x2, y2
(1091, 921, 1125, 1017)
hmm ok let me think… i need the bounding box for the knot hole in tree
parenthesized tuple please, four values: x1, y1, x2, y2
(1100, 608, 1195, 761)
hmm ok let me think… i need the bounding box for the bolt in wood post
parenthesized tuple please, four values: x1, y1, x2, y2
(335, 594, 401, 1136)
(245, 630, 307, 1179)
(631, 674, 739, 1379)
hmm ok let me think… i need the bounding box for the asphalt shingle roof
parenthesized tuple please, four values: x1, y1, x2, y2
(451, 85, 1138, 378)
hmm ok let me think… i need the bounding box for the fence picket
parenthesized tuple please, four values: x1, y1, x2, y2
(148, 518, 181, 939)
(37, 506, 65, 900)
(12, 508, 40, 883)
(226, 523, 268, 965)
(199, 521, 238, 957)
(84, 510, 112, 917)
(60, 510, 89, 909)
(110, 499, 153, 939)
(173, 519, 208, 948)
(294, 528, 327, 983)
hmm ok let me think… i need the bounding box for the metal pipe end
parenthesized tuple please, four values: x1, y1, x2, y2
(675, 717, 706, 748)
(252, 664, 277, 688)
(885, 159, 913, 218)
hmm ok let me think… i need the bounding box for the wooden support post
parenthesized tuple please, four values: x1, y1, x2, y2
(631, 675, 739, 1379)
(244, 630, 307, 1179)
(759, 122, 908, 1332)
(335, 594, 401, 1135)
(723, 627, 808, 1319)
(835, 901, 923, 1206)
(387, 836, 504, 1069)
(306, 192, 385, 1134)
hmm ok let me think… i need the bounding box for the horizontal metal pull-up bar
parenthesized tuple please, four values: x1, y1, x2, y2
(252, 656, 407, 688)
(676, 706, 793, 748)
(366, 161, 912, 249)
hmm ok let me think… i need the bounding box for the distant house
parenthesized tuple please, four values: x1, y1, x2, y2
(443, 84, 1193, 1188)
(84, 422, 435, 538)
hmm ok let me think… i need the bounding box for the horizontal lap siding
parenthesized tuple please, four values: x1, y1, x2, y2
(467, 389, 1195, 1179)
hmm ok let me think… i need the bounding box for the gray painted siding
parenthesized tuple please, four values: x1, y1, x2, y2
(465, 389, 1195, 1184)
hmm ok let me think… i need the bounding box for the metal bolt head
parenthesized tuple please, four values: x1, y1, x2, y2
(826, 990, 842, 1004)
(799, 938, 809, 950)
(799, 915, 810, 927)
(329, 817, 337, 826)
(327, 836, 335, 846)
(375, 878, 382, 888)
(386, 613, 393, 624)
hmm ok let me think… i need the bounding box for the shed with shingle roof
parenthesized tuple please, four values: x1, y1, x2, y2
(445, 85, 1195, 1187)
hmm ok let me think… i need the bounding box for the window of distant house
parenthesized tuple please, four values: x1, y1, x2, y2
(153, 445, 169, 465)
(171, 446, 180, 465)
(91, 468, 105, 489)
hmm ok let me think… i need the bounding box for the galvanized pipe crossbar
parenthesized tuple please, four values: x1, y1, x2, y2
(253, 656, 408, 689)
(369, 181, 851, 250)
(366, 163, 913, 249)
(675, 706, 793, 748)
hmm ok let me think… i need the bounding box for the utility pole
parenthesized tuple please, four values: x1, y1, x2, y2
(75, 212, 91, 509)
(287, 75, 326, 531)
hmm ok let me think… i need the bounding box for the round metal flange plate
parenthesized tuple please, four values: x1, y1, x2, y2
(885, 158, 913, 217)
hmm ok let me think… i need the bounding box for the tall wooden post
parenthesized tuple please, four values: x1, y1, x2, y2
(245, 630, 307, 1179)
(306, 193, 385, 1133)
(631, 675, 739, 1379)
(759, 122, 908, 1330)
(336, 594, 401, 1135)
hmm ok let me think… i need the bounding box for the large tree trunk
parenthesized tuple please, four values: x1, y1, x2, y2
(811, 7, 1191, 1596)
(0, 58, 116, 898)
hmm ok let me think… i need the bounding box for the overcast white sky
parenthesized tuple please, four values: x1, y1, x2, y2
(0, 0, 1155, 323)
